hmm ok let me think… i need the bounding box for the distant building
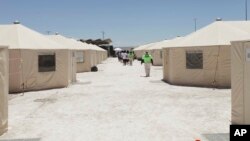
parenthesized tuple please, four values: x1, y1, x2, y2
(79, 38, 115, 57)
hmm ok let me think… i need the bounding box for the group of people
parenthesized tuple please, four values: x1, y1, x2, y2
(117, 50, 154, 77)
(117, 50, 136, 66)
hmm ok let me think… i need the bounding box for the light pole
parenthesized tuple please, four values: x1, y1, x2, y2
(101, 31, 105, 40)
(46, 31, 51, 35)
(246, 0, 248, 21)
(194, 18, 197, 32)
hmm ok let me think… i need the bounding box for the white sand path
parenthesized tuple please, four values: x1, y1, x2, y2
(0, 58, 230, 141)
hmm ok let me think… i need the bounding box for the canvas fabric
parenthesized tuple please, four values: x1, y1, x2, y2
(231, 40, 250, 124)
(0, 46, 8, 135)
(163, 46, 231, 87)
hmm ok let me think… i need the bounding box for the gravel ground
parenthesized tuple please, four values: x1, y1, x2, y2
(0, 58, 231, 141)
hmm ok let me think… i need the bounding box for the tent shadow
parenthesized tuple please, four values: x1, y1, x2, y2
(202, 133, 229, 141)
(153, 67, 163, 70)
(161, 79, 231, 89)
(0, 138, 41, 141)
(74, 81, 92, 85)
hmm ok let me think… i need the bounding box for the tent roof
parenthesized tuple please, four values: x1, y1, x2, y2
(166, 21, 250, 48)
(144, 41, 165, 50)
(225, 21, 250, 33)
(0, 24, 68, 50)
(146, 37, 184, 50)
(47, 35, 94, 50)
(135, 37, 184, 51)
(50, 36, 106, 52)
(160, 37, 184, 48)
(87, 43, 106, 52)
(134, 42, 159, 51)
(145, 40, 169, 50)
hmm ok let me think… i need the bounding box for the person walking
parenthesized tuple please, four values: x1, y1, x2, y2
(141, 52, 153, 77)
(122, 51, 128, 66)
(118, 51, 122, 63)
(128, 51, 135, 66)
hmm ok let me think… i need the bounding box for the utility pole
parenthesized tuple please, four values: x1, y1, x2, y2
(101, 31, 105, 40)
(246, 0, 248, 21)
(194, 18, 197, 32)
(46, 31, 51, 35)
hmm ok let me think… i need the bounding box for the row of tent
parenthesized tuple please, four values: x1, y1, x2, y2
(0, 24, 108, 134)
(135, 20, 250, 125)
(134, 21, 250, 88)
(0, 23, 108, 93)
(134, 37, 184, 66)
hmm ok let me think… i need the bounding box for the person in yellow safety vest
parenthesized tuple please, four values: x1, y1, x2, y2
(141, 52, 153, 77)
(128, 51, 135, 66)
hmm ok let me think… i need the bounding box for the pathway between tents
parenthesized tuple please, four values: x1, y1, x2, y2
(1, 58, 231, 141)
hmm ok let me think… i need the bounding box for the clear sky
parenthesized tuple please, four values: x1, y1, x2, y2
(0, 0, 248, 47)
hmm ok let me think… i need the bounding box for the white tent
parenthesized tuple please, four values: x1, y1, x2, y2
(67, 39, 99, 66)
(231, 40, 250, 124)
(87, 43, 107, 64)
(163, 21, 250, 87)
(0, 24, 74, 93)
(48, 35, 98, 72)
(145, 37, 183, 66)
(134, 42, 159, 59)
(0, 45, 8, 135)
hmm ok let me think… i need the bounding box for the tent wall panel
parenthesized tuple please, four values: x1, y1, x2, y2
(163, 49, 170, 81)
(77, 50, 92, 72)
(217, 46, 231, 87)
(244, 44, 250, 124)
(9, 49, 22, 92)
(9, 49, 70, 93)
(69, 50, 77, 83)
(151, 49, 163, 66)
(47, 35, 95, 74)
(73, 51, 77, 82)
(98, 51, 102, 64)
(231, 41, 250, 124)
(0, 25, 74, 93)
(141, 49, 163, 66)
(98, 51, 101, 64)
(135, 50, 145, 59)
(164, 46, 231, 88)
(92, 51, 97, 66)
(0, 46, 8, 135)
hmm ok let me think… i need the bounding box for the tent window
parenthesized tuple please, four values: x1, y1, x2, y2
(76, 52, 84, 63)
(186, 51, 203, 69)
(38, 54, 56, 72)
